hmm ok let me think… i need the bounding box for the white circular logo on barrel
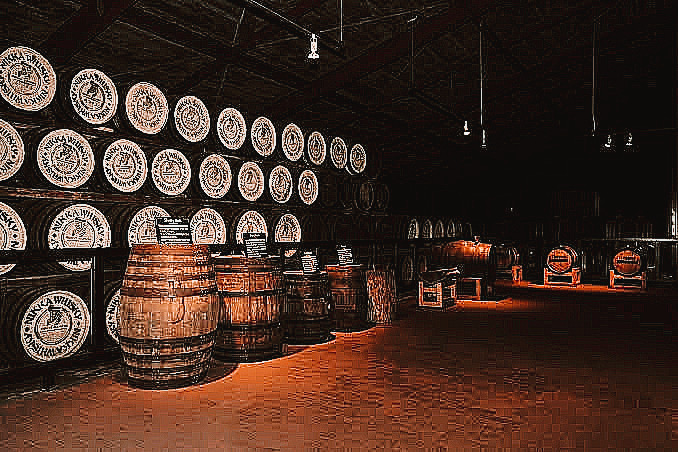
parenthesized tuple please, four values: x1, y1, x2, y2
(127, 205, 170, 245)
(235, 210, 267, 244)
(434, 220, 445, 238)
(298, 169, 318, 205)
(48, 204, 111, 271)
(0, 202, 26, 275)
(21, 290, 90, 362)
(217, 107, 246, 150)
(422, 219, 433, 239)
(238, 161, 264, 201)
(407, 218, 419, 239)
(330, 137, 348, 169)
(190, 207, 227, 244)
(199, 154, 231, 198)
(269, 165, 292, 204)
(349, 144, 366, 174)
(251, 116, 276, 157)
(282, 123, 303, 161)
(174, 95, 210, 142)
(105, 289, 120, 344)
(70, 69, 117, 124)
(275, 213, 301, 258)
(152, 148, 191, 196)
(125, 82, 168, 135)
(103, 139, 147, 193)
(37, 129, 94, 189)
(307, 131, 326, 166)
(0, 46, 56, 111)
(0, 119, 24, 181)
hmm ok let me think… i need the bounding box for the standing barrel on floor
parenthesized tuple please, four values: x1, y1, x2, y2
(366, 267, 397, 325)
(282, 271, 333, 344)
(325, 264, 369, 332)
(213, 255, 283, 362)
(118, 244, 219, 389)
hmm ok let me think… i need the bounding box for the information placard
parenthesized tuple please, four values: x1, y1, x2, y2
(243, 232, 268, 258)
(337, 245, 353, 265)
(301, 251, 319, 274)
(156, 217, 192, 245)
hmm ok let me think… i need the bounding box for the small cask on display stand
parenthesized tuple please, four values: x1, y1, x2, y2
(543, 245, 581, 286)
(609, 248, 647, 290)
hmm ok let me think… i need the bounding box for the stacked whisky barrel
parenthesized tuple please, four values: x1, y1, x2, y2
(0, 45, 393, 369)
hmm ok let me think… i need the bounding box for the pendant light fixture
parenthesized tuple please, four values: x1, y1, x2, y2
(479, 23, 487, 151)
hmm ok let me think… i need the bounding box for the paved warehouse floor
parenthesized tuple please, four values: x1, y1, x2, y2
(1, 283, 676, 450)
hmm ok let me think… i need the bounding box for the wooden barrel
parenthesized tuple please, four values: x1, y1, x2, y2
(437, 240, 497, 296)
(170, 95, 210, 144)
(325, 264, 368, 332)
(612, 248, 644, 276)
(251, 116, 277, 158)
(282, 271, 332, 344)
(330, 136, 348, 170)
(306, 131, 327, 166)
(366, 268, 397, 325)
(281, 123, 304, 162)
(1, 286, 91, 364)
(117, 81, 169, 136)
(213, 255, 283, 362)
(57, 68, 119, 127)
(0, 46, 57, 113)
(347, 143, 366, 175)
(494, 245, 520, 273)
(546, 245, 579, 274)
(118, 244, 219, 389)
(298, 169, 319, 205)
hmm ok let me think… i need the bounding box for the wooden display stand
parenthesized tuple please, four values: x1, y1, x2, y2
(609, 270, 647, 290)
(418, 270, 456, 309)
(511, 265, 523, 284)
(543, 267, 581, 286)
(457, 277, 483, 300)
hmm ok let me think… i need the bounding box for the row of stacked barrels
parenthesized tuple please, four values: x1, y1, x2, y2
(0, 244, 398, 389)
(0, 120, 386, 209)
(396, 217, 477, 288)
(0, 46, 388, 208)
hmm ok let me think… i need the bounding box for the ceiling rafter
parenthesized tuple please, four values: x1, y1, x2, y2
(267, 0, 491, 118)
(238, 0, 329, 50)
(38, 0, 139, 67)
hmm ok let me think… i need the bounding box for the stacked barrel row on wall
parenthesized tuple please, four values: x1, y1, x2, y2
(0, 46, 402, 366)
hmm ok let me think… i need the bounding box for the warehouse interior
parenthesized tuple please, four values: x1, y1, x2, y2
(0, 0, 677, 449)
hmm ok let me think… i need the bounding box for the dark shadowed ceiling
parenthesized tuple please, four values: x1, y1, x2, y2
(1, 0, 677, 221)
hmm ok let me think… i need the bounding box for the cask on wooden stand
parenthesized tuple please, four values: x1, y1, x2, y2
(213, 255, 284, 362)
(118, 244, 219, 389)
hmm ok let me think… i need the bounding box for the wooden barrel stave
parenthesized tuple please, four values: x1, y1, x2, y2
(213, 255, 283, 362)
(119, 244, 219, 389)
(283, 271, 332, 344)
(366, 269, 397, 325)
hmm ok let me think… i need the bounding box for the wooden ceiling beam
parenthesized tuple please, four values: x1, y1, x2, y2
(238, 0, 329, 50)
(267, 0, 492, 118)
(38, 0, 138, 67)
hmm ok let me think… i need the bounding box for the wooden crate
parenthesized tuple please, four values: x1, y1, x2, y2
(418, 271, 456, 309)
(609, 270, 647, 291)
(511, 265, 523, 284)
(544, 267, 581, 286)
(457, 277, 483, 300)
